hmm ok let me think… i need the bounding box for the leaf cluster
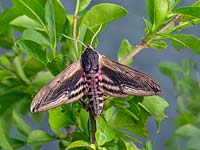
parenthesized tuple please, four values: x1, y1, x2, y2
(0, 0, 200, 149)
(160, 59, 200, 150)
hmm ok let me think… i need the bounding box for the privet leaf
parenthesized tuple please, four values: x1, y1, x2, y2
(0, 7, 22, 34)
(12, 0, 45, 24)
(66, 140, 91, 150)
(9, 138, 26, 149)
(12, 110, 32, 136)
(0, 27, 14, 49)
(143, 18, 152, 34)
(46, 54, 66, 76)
(175, 124, 200, 137)
(16, 39, 48, 64)
(118, 39, 133, 65)
(45, 0, 67, 48)
(145, 0, 169, 31)
(0, 87, 30, 115)
(80, 109, 89, 137)
(96, 116, 115, 146)
(110, 109, 148, 137)
(186, 136, 200, 149)
(149, 39, 167, 50)
(159, 33, 200, 54)
(0, 120, 13, 150)
(81, 3, 127, 28)
(175, 6, 200, 18)
(48, 106, 74, 138)
(13, 56, 30, 84)
(22, 29, 50, 47)
(79, 0, 92, 12)
(10, 15, 44, 31)
(27, 130, 55, 145)
(139, 96, 169, 131)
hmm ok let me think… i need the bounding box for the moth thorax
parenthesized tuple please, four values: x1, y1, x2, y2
(81, 47, 99, 73)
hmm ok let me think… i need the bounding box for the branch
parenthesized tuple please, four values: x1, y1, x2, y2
(89, 113, 96, 144)
(120, 15, 182, 64)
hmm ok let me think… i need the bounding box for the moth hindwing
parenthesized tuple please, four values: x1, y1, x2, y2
(31, 46, 161, 117)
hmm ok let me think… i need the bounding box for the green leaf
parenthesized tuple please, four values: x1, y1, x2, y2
(139, 96, 169, 131)
(31, 71, 53, 87)
(115, 130, 141, 143)
(12, 110, 32, 136)
(66, 140, 91, 150)
(144, 140, 154, 150)
(45, 0, 67, 50)
(145, 0, 169, 31)
(0, 7, 22, 34)
(96, 116, 115, 146)
(143, 18, 152, 34)
(10, 15, 44, 31)
(13, 56, 30, 84)
(115, 104, 139, 121)
(0, 54, 11, 68)
(168, 0, 181, 11)
(22, 28, 50, 47)
(0, 120, 13, 150)
(13, 0, 45, 25)
(48, 106, 74, 138)
(0, 109, 13, 138)
(9, 138, 26, 149)
(118, 39, 133, 65)
(159, 33, 200, 54)
(0, 27, 14, 49)
(175, 124, 200, 137)
(159, 61, 182, 83)
(79, 0, 92, 12)
(27, 130, 55, 145)
(81, 3, 127, 28)
(16, 39, 48, 64)
(186, 136, 200, 149)
(175, 6, 200, 18)
(80, 109, 89, 137)
(149, 39, 167, 50)
(110, 108, 148, 137)
(0, 87, 30, 115)
(46, 54, 66, 76)
(23, 57, 45, 77)
(193, 0, 200, 7)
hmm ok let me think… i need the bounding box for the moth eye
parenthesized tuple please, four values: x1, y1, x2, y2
(93, 65, 98, 71)
(85, 64, 91, 71)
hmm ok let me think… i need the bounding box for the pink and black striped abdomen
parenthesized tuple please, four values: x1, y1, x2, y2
(85, 72, 104, 117)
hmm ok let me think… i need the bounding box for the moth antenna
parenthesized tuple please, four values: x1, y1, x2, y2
(61, 33, 87, 48)
(90, 24, 103, 46)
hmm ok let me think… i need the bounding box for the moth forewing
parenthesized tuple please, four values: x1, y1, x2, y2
(31, 60, 85, 112)
(31, 46, 161, 117)
(99, 55, 161, 96)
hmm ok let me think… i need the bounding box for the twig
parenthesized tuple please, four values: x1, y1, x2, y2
(120, 15, 182, 64)
(89, 112, 96, 144)
(73, 0, 80, 59)
(79, 98, 96, 144)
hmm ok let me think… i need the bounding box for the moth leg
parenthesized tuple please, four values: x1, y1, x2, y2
(79, 98, 90, 111)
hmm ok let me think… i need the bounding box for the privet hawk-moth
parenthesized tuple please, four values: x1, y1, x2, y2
(31, 46, 161, 117)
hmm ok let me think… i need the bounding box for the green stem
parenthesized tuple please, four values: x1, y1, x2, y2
(89, 113, 96, 144)
(73, 0, 80, 60)
(120, 15, 182, 64)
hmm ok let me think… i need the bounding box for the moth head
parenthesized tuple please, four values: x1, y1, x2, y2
(81, 46, 99, 72)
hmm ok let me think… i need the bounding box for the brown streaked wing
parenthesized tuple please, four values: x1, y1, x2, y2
(31, 60, 85, 112)
(99, 55, 161, 96)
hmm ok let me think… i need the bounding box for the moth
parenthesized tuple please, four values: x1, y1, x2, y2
(31, 46, 161, 117)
